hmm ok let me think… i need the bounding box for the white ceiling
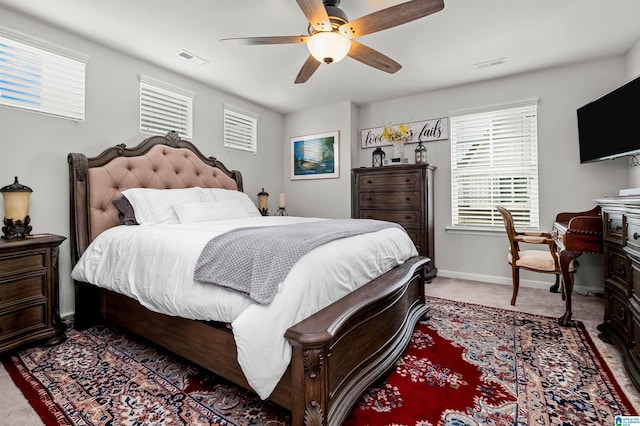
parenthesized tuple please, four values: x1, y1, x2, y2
(2, 0, 640, 114)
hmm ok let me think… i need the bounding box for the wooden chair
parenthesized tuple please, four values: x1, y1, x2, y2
(497, 206, 576, 305)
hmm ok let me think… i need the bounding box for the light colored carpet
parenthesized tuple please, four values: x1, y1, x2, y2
(0, 277, 638, 424)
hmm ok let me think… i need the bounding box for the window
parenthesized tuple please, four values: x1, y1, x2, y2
(140, 75, 194, 140)
(0, 26, 87, 121)
(450, 99, 539, 229)
(224, 104, 258, 153)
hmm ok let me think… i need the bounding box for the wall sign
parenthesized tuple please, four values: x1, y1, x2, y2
(360, 117, 449, 149)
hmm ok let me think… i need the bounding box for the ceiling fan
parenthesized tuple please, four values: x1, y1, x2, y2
(221, 0, 445, 84)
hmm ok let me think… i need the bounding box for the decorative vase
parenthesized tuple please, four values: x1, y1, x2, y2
(393, 142, 405, 159)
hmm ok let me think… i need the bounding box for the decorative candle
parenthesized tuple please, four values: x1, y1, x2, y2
(278, 193, 286, 208)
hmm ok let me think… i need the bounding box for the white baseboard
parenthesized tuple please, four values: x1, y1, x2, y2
(435, 269, 603, 297)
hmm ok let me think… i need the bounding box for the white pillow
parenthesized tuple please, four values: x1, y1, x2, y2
(122, 187, 205, 225)
(198, 188, 261, 217)
(173, 199, 250, 224)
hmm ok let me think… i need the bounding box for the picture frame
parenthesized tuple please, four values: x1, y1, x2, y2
(290, 131, 339, 180)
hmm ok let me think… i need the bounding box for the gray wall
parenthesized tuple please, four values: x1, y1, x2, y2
(354, 58, 631, 293)
(0, 8, 286, 317)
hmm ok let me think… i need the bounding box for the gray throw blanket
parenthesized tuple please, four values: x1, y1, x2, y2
(193, 218, 403, 305)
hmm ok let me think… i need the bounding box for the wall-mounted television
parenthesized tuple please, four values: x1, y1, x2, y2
(578, 75, 640, 163)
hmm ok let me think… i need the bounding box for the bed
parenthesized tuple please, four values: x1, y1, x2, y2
(67, 132, 429, 426)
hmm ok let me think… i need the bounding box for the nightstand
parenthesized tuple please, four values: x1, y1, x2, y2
(0, 234, 67, 354)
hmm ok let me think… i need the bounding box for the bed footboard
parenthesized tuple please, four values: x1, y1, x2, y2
(285, 256, 429, 426)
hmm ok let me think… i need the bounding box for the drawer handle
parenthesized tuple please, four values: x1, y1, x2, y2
(406, 197, 411, 201)
(406, 215, 412, 219)
(365, 197, 372, 201)
(618, 308, 626, 322)
(617, 263, 626, 277)
(366, 180, 372, 184)
(634, 232, 640, 240)
(405, 178, 410, 182)
(616, 225, 623, 231)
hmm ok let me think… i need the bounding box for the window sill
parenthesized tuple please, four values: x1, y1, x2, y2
(444, 225, 505, 237)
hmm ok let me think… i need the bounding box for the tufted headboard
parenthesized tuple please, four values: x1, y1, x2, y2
(68, 132, 243, 264)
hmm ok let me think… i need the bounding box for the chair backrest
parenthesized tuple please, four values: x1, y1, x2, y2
(497, 206, 520, 260)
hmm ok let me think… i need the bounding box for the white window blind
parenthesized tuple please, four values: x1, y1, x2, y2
(140, 75, 193, 140)
(224, 104, 258, 153)
(450, 99, 539, 228)
(0, 26, 87, 121)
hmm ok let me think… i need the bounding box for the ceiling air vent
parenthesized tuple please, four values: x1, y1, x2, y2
(178, 50, 209, 65)
(474, 57, 506, 69)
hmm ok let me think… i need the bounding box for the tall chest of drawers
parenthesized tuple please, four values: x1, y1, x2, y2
(352, 164, 436, 278)
(595, 196, 640, 391)
(0, 233, 66, 354)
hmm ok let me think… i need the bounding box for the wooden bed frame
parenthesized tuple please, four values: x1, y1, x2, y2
(68, 132, 429, 426)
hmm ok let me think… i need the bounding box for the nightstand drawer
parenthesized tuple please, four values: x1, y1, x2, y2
(0, 251, 46, 276)
(0, 274, 46, 308)
(355, 171, 421, 191)
(0, 304, 46, 339)
(358, 210, 420, 229)
(358, 191, 420, 210)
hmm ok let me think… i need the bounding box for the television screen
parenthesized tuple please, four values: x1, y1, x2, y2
(578, 75, 640, 163)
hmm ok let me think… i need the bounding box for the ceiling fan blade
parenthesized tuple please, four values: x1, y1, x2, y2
(348, 40, 401, 74)
(339, 0, 444, 39)
(296, 0, 332, 32)
(295, 55, 321, 84)
(221, 35, 309, 45)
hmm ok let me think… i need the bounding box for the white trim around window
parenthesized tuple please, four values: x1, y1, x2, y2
(140, 75, 194, 140)
(450, 98, 540, 229)
(0, 26, 88, 121)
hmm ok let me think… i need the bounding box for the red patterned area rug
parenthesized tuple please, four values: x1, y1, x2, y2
(2, 297, 637, 425)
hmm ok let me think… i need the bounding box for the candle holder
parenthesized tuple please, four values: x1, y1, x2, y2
(1, 177, 33, 240)
(276, 193, 288, 216)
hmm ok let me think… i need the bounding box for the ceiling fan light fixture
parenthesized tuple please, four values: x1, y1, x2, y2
(307, 32, 350, 64)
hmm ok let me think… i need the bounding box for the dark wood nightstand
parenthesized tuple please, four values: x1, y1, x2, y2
(0, 233, 67, 354)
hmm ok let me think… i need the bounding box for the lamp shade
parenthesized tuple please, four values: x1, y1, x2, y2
(257, 187, 269, 216)
(1, 176, 33, 239)
(307, 32, 351, 64)
(1, 176, 32, 221)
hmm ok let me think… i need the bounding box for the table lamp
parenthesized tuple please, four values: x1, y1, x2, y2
(1, 176, 33, 239)
(257, 188, 269, 216)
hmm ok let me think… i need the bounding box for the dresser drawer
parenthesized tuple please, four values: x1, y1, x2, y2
(356, 170, 421, 191)
(357, 210, 420, 230)
(631, 261, 640, 305)
(605, 245, 630, 293)
(603, 211, 626, 245)
(629, 302, 640, 374)
(0, 274, 46, 308)
(0, 304, 46, 339)
(358, 191, 421, 210)
(628, 217, 640, 254)
(0, 251, 46, 276)
(604, 284, 630, 344)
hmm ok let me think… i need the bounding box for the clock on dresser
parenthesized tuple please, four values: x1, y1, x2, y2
(0, 233, 66, 354)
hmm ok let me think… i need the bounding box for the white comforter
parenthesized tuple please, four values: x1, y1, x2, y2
(71, 216, 418, 399)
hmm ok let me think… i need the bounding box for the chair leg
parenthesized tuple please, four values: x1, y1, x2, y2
(511, 268, 520, 306)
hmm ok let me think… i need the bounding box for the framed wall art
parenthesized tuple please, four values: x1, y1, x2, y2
(290, 131, 339, 180)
